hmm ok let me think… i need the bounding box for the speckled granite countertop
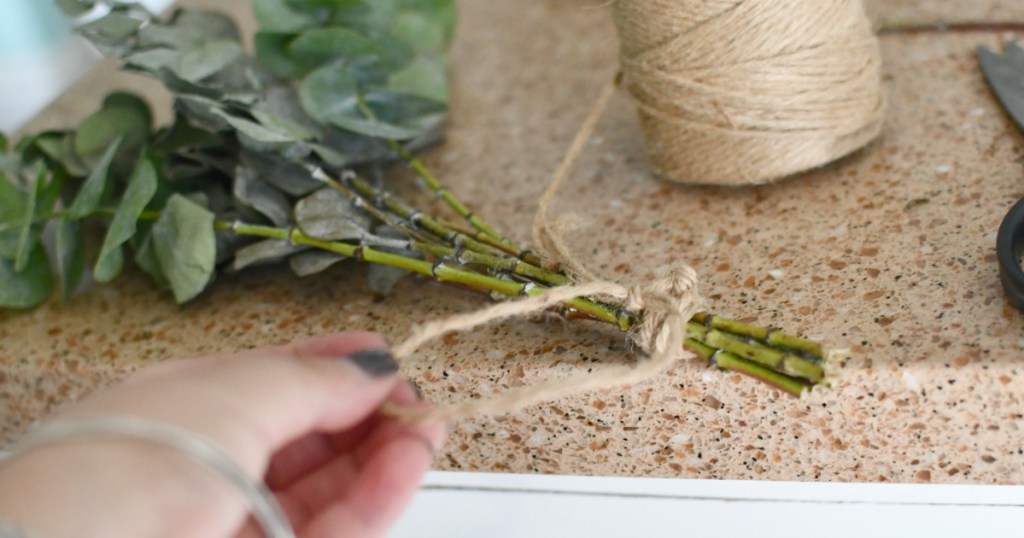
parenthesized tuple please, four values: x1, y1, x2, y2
(3, 0, 1024, 484)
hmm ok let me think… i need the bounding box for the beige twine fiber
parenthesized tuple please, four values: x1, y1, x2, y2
(382, 1, 879, 421)
(383, 80, 706, 423)
(612, 0, 885, 185)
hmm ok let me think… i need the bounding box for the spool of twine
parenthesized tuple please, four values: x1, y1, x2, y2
(611, 0, 885, 186)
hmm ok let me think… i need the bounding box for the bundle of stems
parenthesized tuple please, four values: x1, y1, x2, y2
(17, 1, 835, 398)
(283, 157, 831, 397)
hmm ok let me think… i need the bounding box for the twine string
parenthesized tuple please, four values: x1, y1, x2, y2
(383, 77, 705, 423)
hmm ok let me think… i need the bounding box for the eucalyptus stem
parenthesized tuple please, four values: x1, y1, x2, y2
(686, 339, 811, 396)
(224, 222, 815, 395)
(388, 140, 520, 249)
(311, 168, 828, 384)
(691, 312, 823, 357)
(311, 169, 435, 245)
(107, 205, 813, 396)
(248, 217, 806, 395)
(393, 160, 825, 367)
(219, 220, 622, 327)
(344, 174, 498, 255)
(686, 323, 824, 383)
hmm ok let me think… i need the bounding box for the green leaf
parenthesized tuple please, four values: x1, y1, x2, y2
(213, 110, 295, 143)
(174, 96, 232, 131)
(241, 151, 321, 197)
(94, 245, 124, 283)
(389, 56, 449, 103)
(68, 138, 121, 218)
(74, 93, 152, 168)
(0, 245, 53, 309)
(252, 109, 318, 141)
(137, 9, 240, 50)
(298, 64, 361, 124)
(391, 7, 456, 53)
(152, 116, 223, 153)
(367, 263, 409, 295)
(300, 65, 446, 140)
(125, 48, 181, 74)
(152, 194, 216, 303)
(232, 239, 304, 272)
(234, 166, 292, 227)
(175, 40, 244, 82)
(56, 0, 96, 18)
(55, 218, 85, 301)
(13, 169, 40, 271)
(30, 132, 90, 177)
(0, 132, 8, 153)
(252, 0, 319, 33)
(289, 250, 346, 277)
(77, 12, 144, 53)
(255, 33, 310, 80)
(7, 164, 62, 271)
(294, 187, 370, 241)
(0, 174, 26, 259)
(94, 157, 158, 283)
(133, 231, 171, 290)
(289, 28, 411, 74)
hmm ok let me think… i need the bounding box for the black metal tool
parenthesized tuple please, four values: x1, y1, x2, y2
(978, 41, 1024, 311)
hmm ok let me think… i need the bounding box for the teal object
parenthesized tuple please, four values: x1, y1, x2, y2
(0, 0, 72, 55)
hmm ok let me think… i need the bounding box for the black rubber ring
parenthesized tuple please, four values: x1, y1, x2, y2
(997, 197, 1024, 312)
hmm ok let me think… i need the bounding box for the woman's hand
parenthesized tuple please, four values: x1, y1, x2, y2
(0, 332, 445, 538)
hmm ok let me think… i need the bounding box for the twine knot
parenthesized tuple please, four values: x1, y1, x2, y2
(626, 266, 704, 357)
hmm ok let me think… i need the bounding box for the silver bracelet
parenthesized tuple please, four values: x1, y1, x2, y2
(1, 417, 295, 538)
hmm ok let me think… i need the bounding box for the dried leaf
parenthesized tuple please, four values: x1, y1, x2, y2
(73, 93, 151, 168)
(289, 28, 411, 80)
(56, 0, 96, 18)
(125, 48, 180, 74)
(0, 174, 27, 259)
(232, 239, 304, 272)
(94, 157, 158, 283)
(294, 188, 370, 241)
(299, 66, 445, 140)
(367, 264, 410, 295)
(389, 56, 449, 103)
(137, 9, 240, 50)
(55, 218, 85, 301)
(390, 4, 457, 53)
(255, 32, 312, 80)
(33, 132, 90, 177)
(288, 250, 346, 277)
(240, 151, 321, 197)
(252, 110, 317, 141)
(152, 194, 216, 303)
(252, 0, 318, 33)
(133, 230, 171, 290)
(213, 110, 295, 144)
(234, 166, 291, 227)
(77, 11, 144, 54)
(175, 96, 232, 131)
(68, 138, 121, 218)
(0, 246, 53, 309)
(12, 169, 40, 271)
(175, 40, 244, 82)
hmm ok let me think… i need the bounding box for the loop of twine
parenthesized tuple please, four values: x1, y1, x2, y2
(383, 78, 706, 423)
(612, 0, 885, 185)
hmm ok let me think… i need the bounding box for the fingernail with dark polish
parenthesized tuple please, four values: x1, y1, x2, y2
(346, 349, 398, 377)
